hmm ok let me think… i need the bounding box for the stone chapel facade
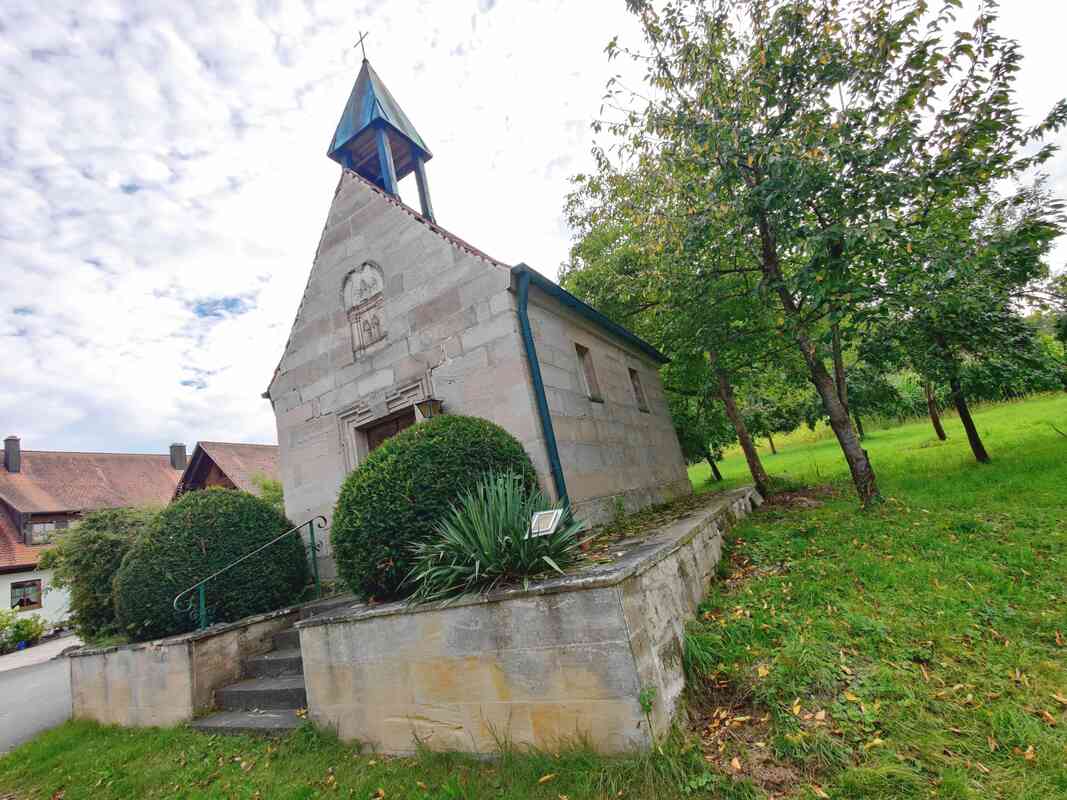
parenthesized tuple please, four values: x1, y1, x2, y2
(267, 59, 689, 577)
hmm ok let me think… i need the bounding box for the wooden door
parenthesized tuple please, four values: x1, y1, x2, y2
(364, 409, 416, 453)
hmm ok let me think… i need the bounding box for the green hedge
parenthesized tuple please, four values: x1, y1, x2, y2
(39, 507, 156, 640)
(331, 415, 538, 599)
(114, 489, 309, 642)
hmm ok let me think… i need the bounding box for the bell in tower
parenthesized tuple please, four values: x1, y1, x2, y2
(327, 57, 435, 222)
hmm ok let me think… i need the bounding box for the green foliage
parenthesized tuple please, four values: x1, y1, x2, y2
(405, 472, 585, 604)
(38, 507, 156, 640)
(331, 415, 538, 600)
(113, 489, 308, 642)
(2, 613, 47, 652)
(250, 472, 285, 515)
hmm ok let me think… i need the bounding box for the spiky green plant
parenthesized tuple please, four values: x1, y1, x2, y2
(405, 472, 587, 604)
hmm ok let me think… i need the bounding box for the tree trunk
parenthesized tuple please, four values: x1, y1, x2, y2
(754, 214, 880, 507)
(924, 382, 947, 441)
(949, 376, 990, 463)
(767, 434, 777, 454)
(853, 413, 865, 439)
(708, 458, 723, 482)
(832, 324, 850, 417)
(710, 352, 770, 497)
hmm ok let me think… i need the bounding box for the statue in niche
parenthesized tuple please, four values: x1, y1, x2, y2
(343, 262, 386, 355)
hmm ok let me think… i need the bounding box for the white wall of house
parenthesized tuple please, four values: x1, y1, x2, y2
(1, 569, 69, 627)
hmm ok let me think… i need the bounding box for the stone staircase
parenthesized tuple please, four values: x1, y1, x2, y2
(191, 597, 352, 736)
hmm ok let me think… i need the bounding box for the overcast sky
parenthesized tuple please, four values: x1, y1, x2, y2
(2, 1, 1064, 455)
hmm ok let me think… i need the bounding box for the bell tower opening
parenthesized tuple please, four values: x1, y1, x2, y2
(327, 58, 435, 222)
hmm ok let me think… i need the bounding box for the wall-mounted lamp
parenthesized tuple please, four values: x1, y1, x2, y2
(414, 397, 443, 421)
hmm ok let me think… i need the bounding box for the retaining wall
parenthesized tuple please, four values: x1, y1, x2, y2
(69, 607, 299, 727)
(298, 486, 760, 754)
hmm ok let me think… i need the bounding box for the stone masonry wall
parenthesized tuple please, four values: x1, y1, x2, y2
(297, 487, 760, 755)
(70, 607, 299, 727)
(269, 174, 550, 578)
(526, 289, 692, 524)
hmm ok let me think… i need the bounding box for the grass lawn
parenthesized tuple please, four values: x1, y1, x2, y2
(2, 395, 1065, 799)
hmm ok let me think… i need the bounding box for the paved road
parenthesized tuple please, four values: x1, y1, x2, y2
(0, 658, 72, 752)
(0, 634, 80, 674)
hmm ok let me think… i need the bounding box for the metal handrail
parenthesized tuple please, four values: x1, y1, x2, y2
(173, 515, 328, 630)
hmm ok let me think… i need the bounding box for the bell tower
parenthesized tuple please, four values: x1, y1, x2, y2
(327, 58, 435, 222)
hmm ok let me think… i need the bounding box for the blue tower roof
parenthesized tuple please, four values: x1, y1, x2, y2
(327, 59, 432, 184)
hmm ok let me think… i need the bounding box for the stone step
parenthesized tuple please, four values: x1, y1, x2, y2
(244, 648, 303, 679)
(272, 628, 300, 650)
(215, 676, 307, 711)
(190, 708, 304, 736)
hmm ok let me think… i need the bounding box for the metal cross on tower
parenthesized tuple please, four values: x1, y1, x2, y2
(354, 30, 369, 61)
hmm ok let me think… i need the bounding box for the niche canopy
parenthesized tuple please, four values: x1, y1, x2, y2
(327, 59, 435, 221)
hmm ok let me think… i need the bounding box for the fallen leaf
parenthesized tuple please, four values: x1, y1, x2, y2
(374, 790, 385, 799)
(539, 774, 558, 785)
(812, 786, 830, 799)
(730, 756, 742, 772)
(1039, 710, 1057, 726)
(1053, 693, 1067, 707)
(792, 699, 802, 715)
(988, 736, 998, 752)
(416, 782, 427, 790)
(757, 665, 770, 678)
(815, 710, 827, 721)
(844, 692, 860, 703)
(975, 761, 990, 774)
(1056, 631, 1064, 647)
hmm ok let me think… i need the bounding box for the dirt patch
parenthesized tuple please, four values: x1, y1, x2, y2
(758, 484, 836, 512)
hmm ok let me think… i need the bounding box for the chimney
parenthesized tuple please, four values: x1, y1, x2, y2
(170, 443, 187, 470)
(4, 436, 19, 473)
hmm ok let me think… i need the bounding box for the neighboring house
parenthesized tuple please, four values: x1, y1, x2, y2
(0, 436, 186, 625)
(267, 59, 690, 579)
(174, 442, 280, 498)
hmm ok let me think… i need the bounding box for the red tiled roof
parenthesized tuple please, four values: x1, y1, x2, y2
(0, 507, 45, 573)
(0, 451, 181, 514)
(197, 442, 279, 495)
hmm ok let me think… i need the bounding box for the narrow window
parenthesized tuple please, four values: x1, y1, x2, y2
(629, 368, 650, 412)
(575, 344, 603, 402)
(11, 579, 42, 611)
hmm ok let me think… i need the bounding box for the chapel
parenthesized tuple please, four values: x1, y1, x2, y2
(267, 58, 690, 578)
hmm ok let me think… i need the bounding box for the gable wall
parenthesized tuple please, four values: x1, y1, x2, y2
(269, 175, 550, 577)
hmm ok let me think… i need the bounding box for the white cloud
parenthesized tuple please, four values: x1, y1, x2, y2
(0, 1, 1063, 454)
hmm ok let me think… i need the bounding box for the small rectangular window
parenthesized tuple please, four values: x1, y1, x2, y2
(629, 368, 650, 412)
(11, 579, 42, 611)
(575, 344, 603, 402)
(28, 521, 55, 545)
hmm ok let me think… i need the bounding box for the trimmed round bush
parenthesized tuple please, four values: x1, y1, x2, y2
(114, 488, 309, 642)
(331, 415, 537, 599)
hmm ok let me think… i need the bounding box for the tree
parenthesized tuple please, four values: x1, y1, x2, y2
(607, 0, 1066, 504)
(564, 160, 778, 497)
(251, 473, 285, 516)
(38, 507, 157, 640)
(669, 390, 734, 482)
(876, 186, 1064, 462)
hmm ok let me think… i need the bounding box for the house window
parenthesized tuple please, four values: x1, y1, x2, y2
(629, 368, 650, 413)
(11, 579, 42, 611)
(28, 521, 55, 545)
(575, 344, 603, 403)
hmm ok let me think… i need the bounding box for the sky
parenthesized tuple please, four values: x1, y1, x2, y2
(1, 1, 1065, 455)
